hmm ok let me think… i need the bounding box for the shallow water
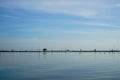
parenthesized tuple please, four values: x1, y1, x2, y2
(0, 52, 120, 80)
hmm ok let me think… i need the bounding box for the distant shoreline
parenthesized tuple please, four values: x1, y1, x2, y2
(0, 50, 120, 52)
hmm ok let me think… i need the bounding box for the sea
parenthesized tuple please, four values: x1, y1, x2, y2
(0, 52, 120, 80)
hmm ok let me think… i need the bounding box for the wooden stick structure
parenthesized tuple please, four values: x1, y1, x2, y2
(0, 49, 120, 52)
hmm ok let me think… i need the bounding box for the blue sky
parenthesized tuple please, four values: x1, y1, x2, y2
(0, 0, 120, 50)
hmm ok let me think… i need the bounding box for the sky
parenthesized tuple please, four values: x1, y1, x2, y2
(0, 0, 120, 50)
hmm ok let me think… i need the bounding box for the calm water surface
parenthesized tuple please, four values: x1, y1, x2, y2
(0, 52, 120, 80)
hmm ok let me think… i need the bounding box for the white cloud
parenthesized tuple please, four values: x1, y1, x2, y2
(0, 14, 18, 18)
(115, 4, 120, 7)
(79, 22, 120, 28)
(0, 0, 119, 19)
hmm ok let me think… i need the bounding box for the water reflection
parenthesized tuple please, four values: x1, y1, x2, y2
(43, 52, 47, 56)
(0, 52, 120, 57)
(0, 52, 120, 80)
